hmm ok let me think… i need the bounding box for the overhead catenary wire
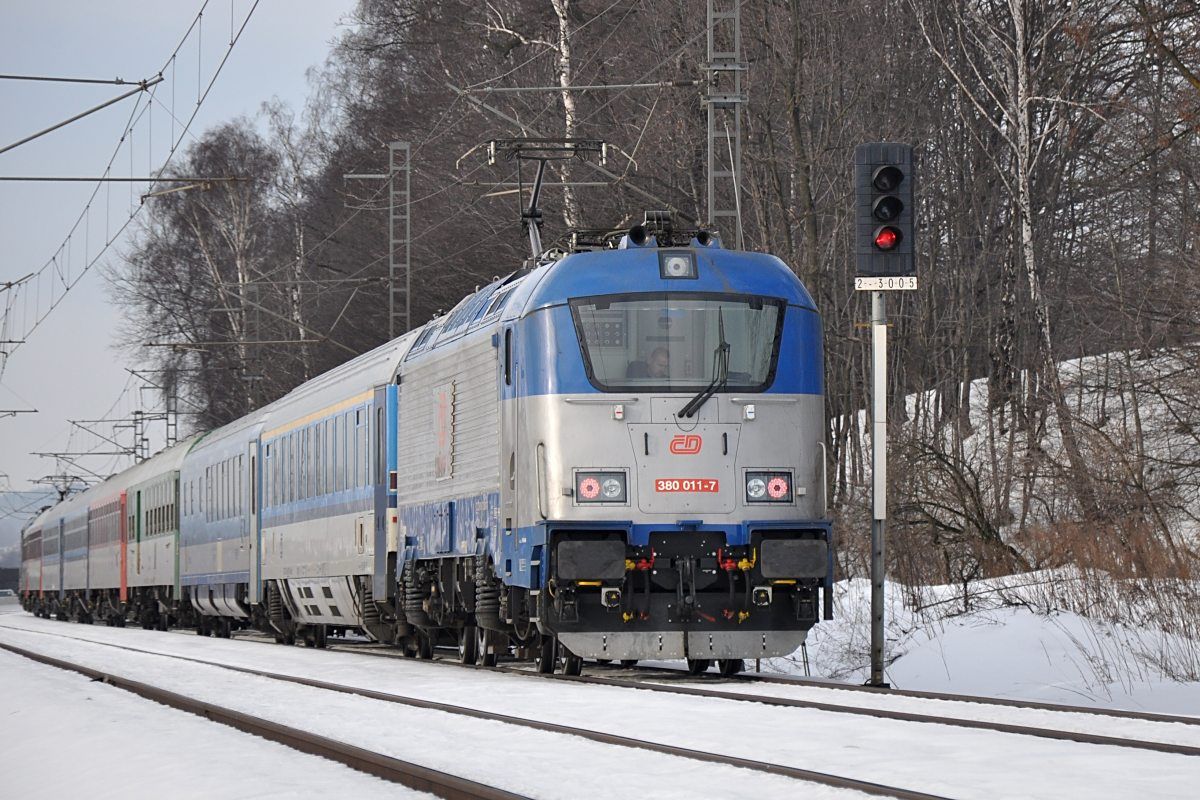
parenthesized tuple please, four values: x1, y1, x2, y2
(0, 0, 259, 378)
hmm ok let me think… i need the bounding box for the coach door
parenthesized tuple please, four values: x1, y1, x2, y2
(57, 520, 65, 599)
(119, 491, 128, 602)
(247, 440, 262, 605)
(135, 490, 143, 576)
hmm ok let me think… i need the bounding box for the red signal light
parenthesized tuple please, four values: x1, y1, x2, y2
(873, 226, 902, 251)
(766, 476, 790, 499)
(578, 477, 601, 500)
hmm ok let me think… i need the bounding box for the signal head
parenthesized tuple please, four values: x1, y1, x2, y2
(872, 165, 903, 192)
(854, 142, 915, 279)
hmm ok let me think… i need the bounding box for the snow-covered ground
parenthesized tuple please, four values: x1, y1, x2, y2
(0, 637, 419, 799)
(768, 574, 1200, 717)
(2, 604, 1198, 799)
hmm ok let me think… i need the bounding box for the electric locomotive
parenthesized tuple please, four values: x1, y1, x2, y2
(418, 216, 833, 675)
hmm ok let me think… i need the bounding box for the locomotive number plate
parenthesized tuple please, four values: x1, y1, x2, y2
(654, 478, 720, 493)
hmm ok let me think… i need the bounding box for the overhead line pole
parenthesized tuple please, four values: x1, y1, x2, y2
(0, 74, 148, 85)
(704, 0, 746, 249)
(390, 142, 412, 339)
(0, 75, 164, 156)
(462, 80, 701, 93)
(0, 176, 243, 182)
(344, 143, 413, 340)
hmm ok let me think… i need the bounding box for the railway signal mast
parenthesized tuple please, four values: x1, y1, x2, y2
(853, 142, 917, 687)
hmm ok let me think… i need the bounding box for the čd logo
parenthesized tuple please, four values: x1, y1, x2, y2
(669, 434, 702, 455)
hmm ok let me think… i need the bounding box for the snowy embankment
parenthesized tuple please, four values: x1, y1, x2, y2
(767, 573, 1200, 716)
(814, 349, 1200, 711)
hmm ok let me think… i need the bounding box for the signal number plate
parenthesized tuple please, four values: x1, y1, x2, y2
(855, 276, 917, 291)
(655, 478, 719, 493)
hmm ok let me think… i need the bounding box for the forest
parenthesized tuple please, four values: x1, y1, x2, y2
(114, 0, 1200, 608)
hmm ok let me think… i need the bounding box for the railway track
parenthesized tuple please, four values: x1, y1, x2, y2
(0, 640, 526, 800)
(301, 636, 1200, 755)
(9, 620, 1200, 759)
(0, 633, 951, 800)
(289, 634, 1199, 728)
(422, 645, 1200, 729)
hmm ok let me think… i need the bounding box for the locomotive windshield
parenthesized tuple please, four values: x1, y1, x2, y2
(570, 292, 784, 392)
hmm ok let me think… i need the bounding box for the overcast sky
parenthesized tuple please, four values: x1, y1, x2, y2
(0, 1, 357, 498)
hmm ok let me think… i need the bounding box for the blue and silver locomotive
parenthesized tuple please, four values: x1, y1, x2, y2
(22, 214, 832, 676)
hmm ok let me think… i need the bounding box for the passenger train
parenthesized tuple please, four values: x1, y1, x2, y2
(20, 217, 833, 676)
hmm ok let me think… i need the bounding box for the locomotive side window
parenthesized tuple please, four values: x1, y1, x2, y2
(504, 329, 512, 386)
(570, 293, 785, 393)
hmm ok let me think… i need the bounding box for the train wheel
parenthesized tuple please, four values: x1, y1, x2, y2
(477, 627, 498, 667)
(535, 637, 558, 674)
(717, 658, 745, 677)
(686, 658, 711, 675)
(458, 626, 479, 664)
(417, 631, 434, 659)
(561, 649, 583, 677)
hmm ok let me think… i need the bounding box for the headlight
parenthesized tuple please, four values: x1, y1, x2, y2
(745, 471, 793, 504)
(658, 251, 697, 279)
(576, 471, 627, 503)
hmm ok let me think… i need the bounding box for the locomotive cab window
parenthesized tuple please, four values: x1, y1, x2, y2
(570, 293, 785, 393)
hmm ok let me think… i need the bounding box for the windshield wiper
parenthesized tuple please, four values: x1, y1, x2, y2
(678, 309, 730, 419)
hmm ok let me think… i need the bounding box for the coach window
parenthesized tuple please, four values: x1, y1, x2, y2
(313, 425, 320, 497)
(314, 423, 323, 496)
(331, 418, 340, 493)
(359, 411, 367, 487)
(301, 430, 306, 500)
(344, 412, 352, 489)
(286, 437, 291, 504)
(350, 410, 358, 488)
(332, 416, 340, 493)
(356, 407, 367, 487)
(375, 407, 385, 485)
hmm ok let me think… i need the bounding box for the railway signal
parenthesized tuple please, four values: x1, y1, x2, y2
(854, 142, 915, 291)
(853, 141, 917, 687)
